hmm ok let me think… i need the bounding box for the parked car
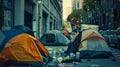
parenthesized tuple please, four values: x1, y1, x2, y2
(107, 30, 118, 47)
(102, 30, 109, 43)
(117, 27, 120, 49)
(103, 30, 119, 47)
(99, 30, 106, 36)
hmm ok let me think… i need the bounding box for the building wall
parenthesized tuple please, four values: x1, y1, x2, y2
(0, 0, 63, 39)
(72, 0, 84, 11)
(83, 0, 120, 30)
(36, 0, 63, 38)
(14, 0, 24, 26)
(98, 0, 120, 30)
(0, 0, 14, 30)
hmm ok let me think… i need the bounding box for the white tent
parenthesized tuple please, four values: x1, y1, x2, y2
(79, 28, 111, 52)
(77, 28, 113, 58)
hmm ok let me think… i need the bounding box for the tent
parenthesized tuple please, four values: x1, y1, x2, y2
(0, 29, 51, 66)
(12, 25, 34, 37)
(65, 28, 113, 59)
(0, 29, 23, 51)
(80, 28, 110, 51)
(0, 31, 5, 46)
(40, 30, 70, 46)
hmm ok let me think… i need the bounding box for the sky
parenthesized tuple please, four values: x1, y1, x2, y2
(63, 0, 72, 21)
(62, 0, 72, 32)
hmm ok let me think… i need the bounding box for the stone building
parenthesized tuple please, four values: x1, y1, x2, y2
(0, 0, 63, 39)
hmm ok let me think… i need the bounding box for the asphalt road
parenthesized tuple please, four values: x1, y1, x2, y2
(47, 47, 120, 67)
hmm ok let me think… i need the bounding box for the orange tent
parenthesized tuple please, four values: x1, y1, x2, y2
(0, 33, 49, 62)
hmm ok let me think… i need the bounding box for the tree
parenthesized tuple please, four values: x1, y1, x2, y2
(67, 9, 81, 22)
(67, 9, 87, 23)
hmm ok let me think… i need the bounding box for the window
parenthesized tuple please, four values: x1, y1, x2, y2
(77, 1, 79, 8)
(3, 0, 13, 9)
(50, 22, 52, 30)
(76, 0, 80, 9)
(4, 10, 13, 29)
(0, 0, 14, 30)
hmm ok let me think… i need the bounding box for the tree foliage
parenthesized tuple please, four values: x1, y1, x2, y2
(67, 9, 81, 22)
(67, 0, 103, 25)
(67, 9, 87, 22)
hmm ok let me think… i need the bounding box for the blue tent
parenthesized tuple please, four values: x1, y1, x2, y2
(0, 29, 23, 51)
(12, 25, 34, 37)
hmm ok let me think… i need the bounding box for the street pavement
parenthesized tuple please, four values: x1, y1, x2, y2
(47, 47, 120, 67)
(63, 47, 120, 67)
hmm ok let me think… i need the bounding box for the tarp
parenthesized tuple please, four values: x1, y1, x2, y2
(40, 30, 70, 46)
(0, 33, 49, 62)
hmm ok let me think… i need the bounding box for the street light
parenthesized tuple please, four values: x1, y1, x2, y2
(38, 0, 41, 39)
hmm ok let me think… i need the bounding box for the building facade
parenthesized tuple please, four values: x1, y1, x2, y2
(0, 0, 63, 39)
(82, 0, 120, 30)
(0, 0, 14, 30)
(96, 0, 120, 30)
(36, 0, 63, 38)
(72, 0, 84, 11)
